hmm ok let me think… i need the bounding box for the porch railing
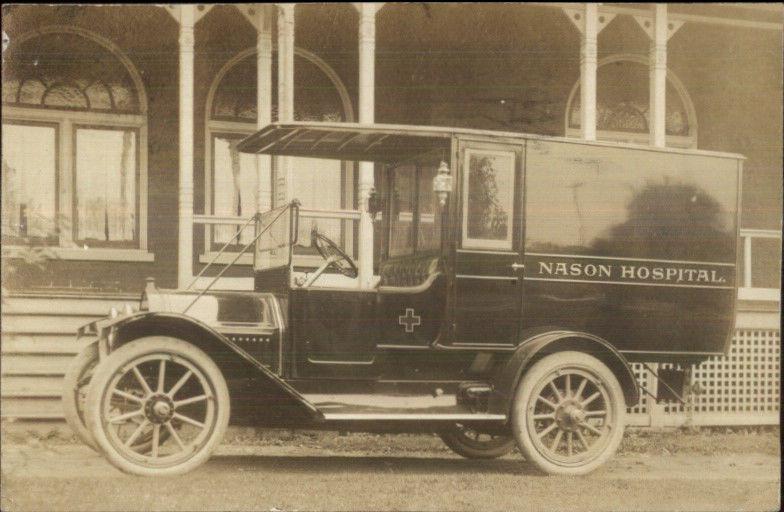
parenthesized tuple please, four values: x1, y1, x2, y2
(192, 208, 362, 274)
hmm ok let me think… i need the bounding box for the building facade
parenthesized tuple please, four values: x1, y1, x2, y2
(1, 3, 781, 422)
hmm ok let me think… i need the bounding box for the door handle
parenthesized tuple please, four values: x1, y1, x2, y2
(510, 263, 525, 270)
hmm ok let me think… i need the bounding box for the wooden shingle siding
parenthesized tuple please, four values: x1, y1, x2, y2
(1, 293, 138, 419)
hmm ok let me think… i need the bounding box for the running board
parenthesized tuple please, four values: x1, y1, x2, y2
(302, 387, 498, 419)
(322, 413, 507, 421)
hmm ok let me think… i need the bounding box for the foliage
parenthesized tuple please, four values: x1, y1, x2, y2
(0, 216, 68, 301)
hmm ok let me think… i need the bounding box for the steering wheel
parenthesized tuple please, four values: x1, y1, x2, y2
(312, 230, 359, 279)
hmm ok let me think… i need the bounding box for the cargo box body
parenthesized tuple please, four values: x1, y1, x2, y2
(238, 122, 743, 366)
(521, 139, 740, 361)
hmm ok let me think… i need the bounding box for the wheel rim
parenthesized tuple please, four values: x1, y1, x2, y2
(451, 423, 511, 450)
(526, 367, 614, 467)
(99, 353, 218, 468)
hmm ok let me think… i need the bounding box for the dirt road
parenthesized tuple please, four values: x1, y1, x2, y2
(1, 439, 780, 512)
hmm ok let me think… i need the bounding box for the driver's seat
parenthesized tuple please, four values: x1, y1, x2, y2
(377, 252, 441, 291)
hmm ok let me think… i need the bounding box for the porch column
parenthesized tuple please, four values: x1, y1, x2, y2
(650, 4, 668, 147)
(634, 5, 683, 147)
(257, 5, 273, 212)
(357, 3, 381, 288)
(274, 3, 295, 207)
(580, 3, 598, 141)
(177, 5, 196, 288)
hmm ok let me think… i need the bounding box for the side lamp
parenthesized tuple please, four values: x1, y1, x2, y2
(432, 161, 453, 207)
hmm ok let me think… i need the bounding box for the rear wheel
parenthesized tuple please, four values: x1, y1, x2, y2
(439, 423, 515, 459)
(85, 337, 230, 476)
(511, 351, 625, 475)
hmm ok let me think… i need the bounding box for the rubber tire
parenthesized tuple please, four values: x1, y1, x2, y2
(62, 342, 100, 451)
(511, 351, 625, 476)
(85, 337, 230, 476)
(439, 425, 516, 459)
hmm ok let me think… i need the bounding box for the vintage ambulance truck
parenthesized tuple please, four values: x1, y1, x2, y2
(64, 122, 742, 476)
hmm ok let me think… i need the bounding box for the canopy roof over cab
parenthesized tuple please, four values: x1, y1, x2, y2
(236, 121, 455, 162)
(236, 121, 745, 163)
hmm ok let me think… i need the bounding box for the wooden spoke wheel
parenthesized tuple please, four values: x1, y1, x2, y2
(85, 337, 229, 476)
(439, 423, 515, 459)
(511, 351, 625, 475)
(63, 342, 170, 454)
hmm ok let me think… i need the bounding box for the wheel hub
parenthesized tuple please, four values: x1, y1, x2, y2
(144, 394, 174, 424)
(555, 400, 585, 431)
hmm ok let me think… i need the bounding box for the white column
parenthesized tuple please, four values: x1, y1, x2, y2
(357, 3, 378, 288)
(580, 3, 598, 141)
(650, 4, 668, 147)
(257, 5, 273, 213)
(274, 4, 295, 207)
(177, 5, 196, 288)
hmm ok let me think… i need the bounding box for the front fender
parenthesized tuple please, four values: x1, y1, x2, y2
(489, 329, 640, 415)
(97, 312, 322, 421)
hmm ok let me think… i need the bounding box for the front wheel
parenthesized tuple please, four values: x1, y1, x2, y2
(85, 337, 230, 476)
(439, 423, 516, 459)
(62, 342, 100, 451)
(511, 351, 625, 475)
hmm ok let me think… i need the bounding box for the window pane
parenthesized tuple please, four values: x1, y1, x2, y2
(75, 128, 137, 244)
(751, 237, 782, 289)
(1, 123, 57, 242)
(212, 135, 262, 245)
(463, 150, 514, 250)
(417, 163, 442, 252)
(390, 164, 415, 257)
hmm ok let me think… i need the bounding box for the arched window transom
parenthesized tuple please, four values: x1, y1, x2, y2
(565, 56, 697, 147)
(2, 32, 139, 113)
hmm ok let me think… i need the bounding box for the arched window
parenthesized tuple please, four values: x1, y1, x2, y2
(565, 55, 697, 148)
(204, 48, 354, 260)
(1, 27, 150, 258)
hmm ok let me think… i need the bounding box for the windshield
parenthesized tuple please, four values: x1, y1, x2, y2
(386, 161, 442, 259)
(254, 202, 298, 271)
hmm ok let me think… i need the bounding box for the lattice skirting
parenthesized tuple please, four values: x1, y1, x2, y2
(626, 328, 781, 427)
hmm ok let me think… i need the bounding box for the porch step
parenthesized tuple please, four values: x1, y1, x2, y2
(0, 294, 130, 420)
(1, 294, 137, 316)
(1, 397, 64, 420)
(2, 315, 100, 335)
(1, 354, 75, 376)
(1, 375, 64, 398)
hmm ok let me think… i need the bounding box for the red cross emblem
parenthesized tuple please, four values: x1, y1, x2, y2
(398, 308, 421, 333)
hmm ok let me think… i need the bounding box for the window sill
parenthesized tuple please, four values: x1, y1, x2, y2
(2, 246, 155, 262)
(198, 252, 326, 268)
(199, 252, 254, 265)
